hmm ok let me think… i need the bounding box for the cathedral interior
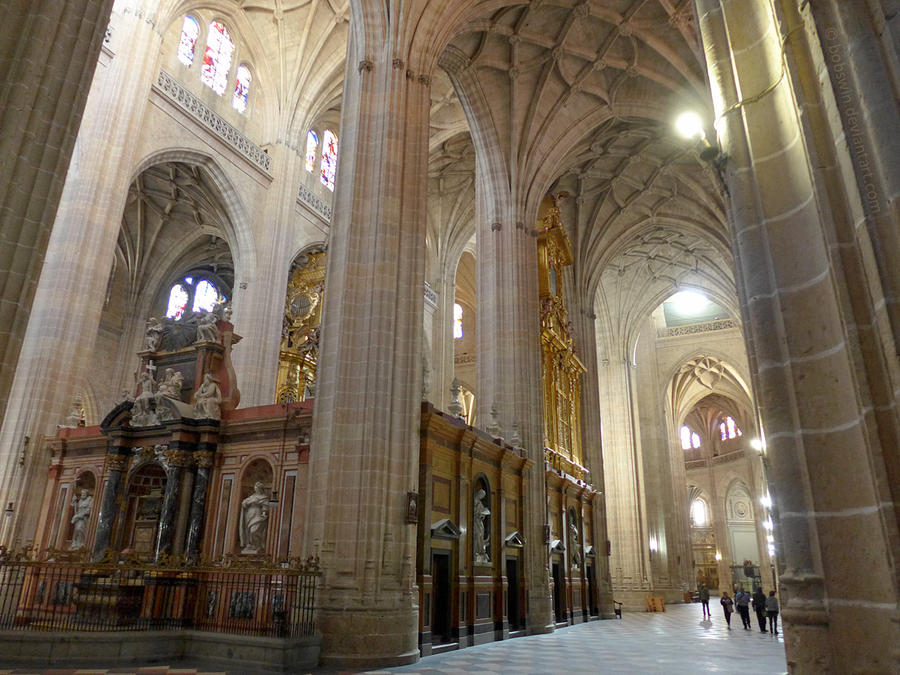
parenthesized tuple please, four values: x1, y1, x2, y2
(0, 0, 897, 673)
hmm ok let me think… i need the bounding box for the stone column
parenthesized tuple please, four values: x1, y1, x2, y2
(154, 448, 190, 562)
(0, 0, 113, 421)
(471, 192, 552, 634)
(185, 449, 214, 556)
(302, 24, 431, 667)
(229, 145, 304, 406)
(571, 300, 614, 617)
(0, 0, 164, 548)
(696, 0, 900, 670)
(92, 451, 130, 561)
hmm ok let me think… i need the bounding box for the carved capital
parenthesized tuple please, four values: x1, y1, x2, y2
(392, 58, 405, 70)
(164, 448, 193, 468)
(194, 450, 215, 469)
(105, 454, 130, 473)
(417, 74, 431, 86)
(491, 222, 502, 232)
(358, 59, 373, 73)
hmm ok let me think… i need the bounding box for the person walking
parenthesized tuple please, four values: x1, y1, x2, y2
(720, 592, 734, 629)
(699, 583, 711, 619)
(735, 588, 752, 629)
(752, 587, 768, 632)
(766, 590, 780, 635)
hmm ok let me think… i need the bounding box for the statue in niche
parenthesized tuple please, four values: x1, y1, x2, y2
(156, 368, 184, 400)
(239, 481, 270, 554)
(131, 370, 159, 426)
(144, 317, 164, 351)
(194, 373, 222, 420)
(196, 311, 219, 343)
(69, 489, 93, 550)
(473, 487, 491, 564)
(569, 518, 580, 568)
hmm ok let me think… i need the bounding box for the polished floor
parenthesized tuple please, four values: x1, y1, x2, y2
(369, 604, 788, 675)
(0, 604, 788, 675)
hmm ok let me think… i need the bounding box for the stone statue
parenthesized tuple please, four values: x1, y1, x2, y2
(144, 317, 164, 351)
(60, 400, 83, 428)
(156, 368, 183, 399)
(569, 518, 580, 568)
(194, 373, 222, 420)
(239, 481, 270, 554)
(69, 489, 93, 550)
(473, 487, 491, 564)
(196, 311, 219, 343)
(132, 370, 159, 426)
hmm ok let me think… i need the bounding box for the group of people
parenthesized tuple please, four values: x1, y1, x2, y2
(698, 583, 779, 635)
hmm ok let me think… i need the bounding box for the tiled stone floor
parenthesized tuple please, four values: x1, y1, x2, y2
(0, 605, 788, 675)
(368, 604, 788, 675)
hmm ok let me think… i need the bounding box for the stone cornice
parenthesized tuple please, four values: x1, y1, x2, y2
(657, 318, 738, 339)
(297, 182, 333, 221)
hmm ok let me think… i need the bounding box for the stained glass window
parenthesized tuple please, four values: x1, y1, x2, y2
(719, 415, 742, 440)
(320, 130, 338, 191)
(305, 131, 318, 172)
(453, 303, 463, 339)
(178, 16, 200, 67)
(201, 21, 234, 96)
(192, 280, 219, 313)
(232, 65, 251, 113)
(681, 426, 701, 449)
(166, 284, 189, 320)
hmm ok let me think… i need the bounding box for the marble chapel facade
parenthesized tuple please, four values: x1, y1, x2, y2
(0, 1, 898, 673)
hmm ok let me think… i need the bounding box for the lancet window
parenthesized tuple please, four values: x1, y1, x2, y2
(691, 499, 709, 526)
(232, 64, 251, 113)
(305, 131, 318, 172)
(177, 16, 200, 67)
(719, 415, 742, 440)
(320, 130, 338, 191)
(201, 21, 234, 96)
(680, 425, 701, 450)
(453, 303, 463, 339)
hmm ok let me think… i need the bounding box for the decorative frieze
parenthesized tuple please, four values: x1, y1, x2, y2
(297, 183, 333, 221)
(154, 70, 271, 173)
(657, 318, 738, 338)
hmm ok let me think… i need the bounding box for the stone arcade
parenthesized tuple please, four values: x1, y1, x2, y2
(0, 1, 898, 673)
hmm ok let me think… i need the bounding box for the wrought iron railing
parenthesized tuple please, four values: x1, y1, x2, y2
(0, 549, 319, 638)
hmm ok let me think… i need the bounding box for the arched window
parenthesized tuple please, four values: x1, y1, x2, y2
(691, 499, 708, 527)
(305, 131, 318, 173)
(177, 16, 200, 67)
(719, 415, 742, 440)
(232, 64, 252, 113)
(320, 130, 338, 191)
(201, 21, 234, 96)
(453, 303, 463, 339)
(680, 425, 701, 449)
(165, 276, 225, 320)
(166, 283, 190, 320)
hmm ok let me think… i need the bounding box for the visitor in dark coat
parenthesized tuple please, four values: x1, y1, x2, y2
(752, 587, 768, 632)
(720, 591, 734, 629)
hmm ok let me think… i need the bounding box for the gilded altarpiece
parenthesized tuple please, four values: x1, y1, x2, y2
(537, 204, 586, 480)
(276, 249, 325, 403)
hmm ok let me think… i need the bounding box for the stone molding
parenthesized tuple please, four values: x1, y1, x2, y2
(424, 282, 437, 307)
(656, 318, 738, 338)
(297, 183, 333, 221)
(153, 70, 271, 173)
(104, 454, 129, 472)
